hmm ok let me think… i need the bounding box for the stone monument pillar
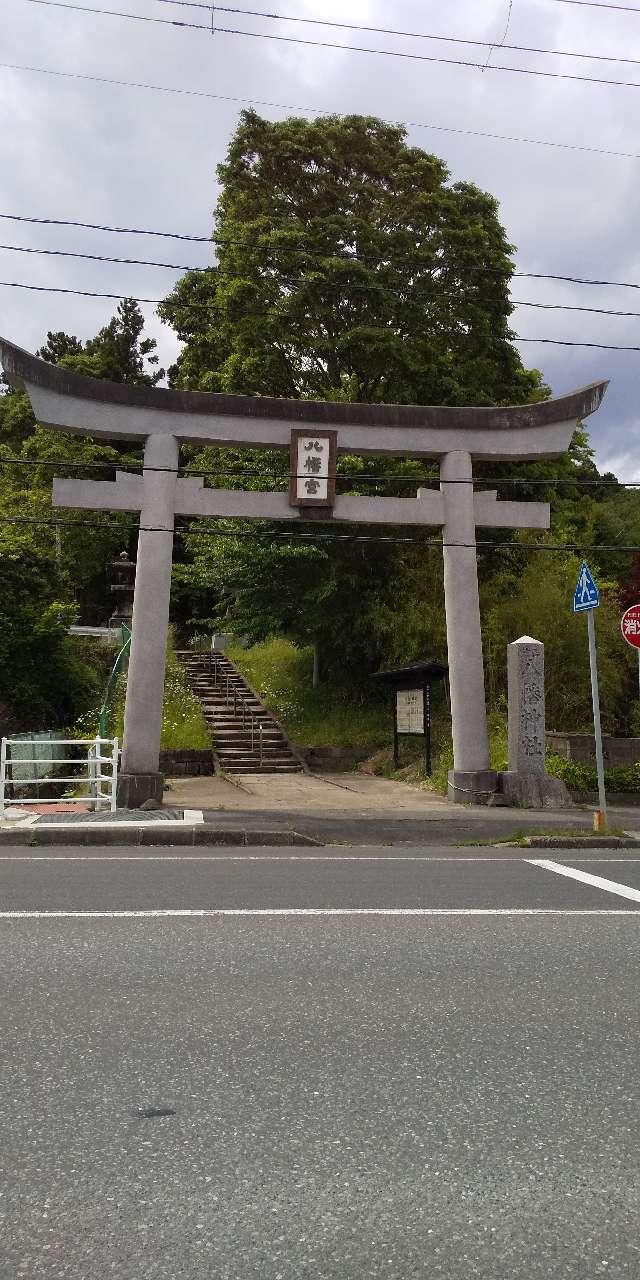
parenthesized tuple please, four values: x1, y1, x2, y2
(508, 635, 545, 774)
(500, 635, 572, 808)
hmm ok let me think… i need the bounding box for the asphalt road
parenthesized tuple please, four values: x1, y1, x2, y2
(198, 806, 640, 846)
(2, 847, 640, 1279)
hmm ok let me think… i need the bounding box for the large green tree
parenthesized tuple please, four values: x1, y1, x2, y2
(161, 111, 543, 406)
(160, 112, 560, 677)
(0, 301, 163, 728)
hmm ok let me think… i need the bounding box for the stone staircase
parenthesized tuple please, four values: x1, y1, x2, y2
(175, 649, 305, 775)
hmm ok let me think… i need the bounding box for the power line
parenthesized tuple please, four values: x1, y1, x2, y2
(484, 0, 514, 70)
(6, 241, 640, 316)
(144, 0, 640, 69)
(549, 0, 640, 12)
(0, 211, 211, 243)
(0, 241, 210, 269)
(6, 213, 640, 293)
(19, 0, 640, 92)
(8, 238, 640, 310)
(3, 277, 640, 347)
(0, 457, 630, 486)
(3, 512, 639, 552)
(3, 60, 639, 163)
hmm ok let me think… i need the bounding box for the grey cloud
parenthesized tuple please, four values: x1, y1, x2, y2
(2, 0, 639, 470)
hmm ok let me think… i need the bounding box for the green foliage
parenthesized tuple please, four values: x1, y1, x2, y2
(158, 646, 211, 750)
(161, 111, 545, 406)
(0, 300, 164, 729)
(481, 554, 635, 732)
(110, 638, 210, 750)
(228, 637, 388, 746)
(0, 533, 99, 730)
(38, 299, 164, 385)
(546, 753, 640, 795)
(162, 111, 602, 684)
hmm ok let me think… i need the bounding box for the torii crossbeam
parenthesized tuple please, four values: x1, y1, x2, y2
(0, 338, 607, 806)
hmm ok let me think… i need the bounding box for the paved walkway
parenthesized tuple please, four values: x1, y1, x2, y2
(162, 772, 640, 846)
(163, 771, 452, 815)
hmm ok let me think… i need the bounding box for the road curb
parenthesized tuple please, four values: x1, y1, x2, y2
(526, 835, 639, 849)
(0, 826, 323, 848)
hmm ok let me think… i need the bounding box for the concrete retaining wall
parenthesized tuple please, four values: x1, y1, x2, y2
(299, 746, 372, 772)
(159, 749, 215, 777)
(546, 733, 640, 767)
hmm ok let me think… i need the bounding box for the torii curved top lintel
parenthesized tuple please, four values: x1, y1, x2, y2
(0, 337, 608, 461)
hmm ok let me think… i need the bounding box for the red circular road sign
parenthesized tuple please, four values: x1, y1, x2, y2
(621, 603, 640, 649)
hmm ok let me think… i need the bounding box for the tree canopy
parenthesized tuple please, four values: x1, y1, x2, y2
(0, 300, 162, 730)
(160, 110, 545, 407)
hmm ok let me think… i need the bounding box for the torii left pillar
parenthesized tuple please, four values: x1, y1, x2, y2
(441, 449, 496, 803)
(117, 434, 178, 807)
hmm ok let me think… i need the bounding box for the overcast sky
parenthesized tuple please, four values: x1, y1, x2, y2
(2, 0, 640, 473)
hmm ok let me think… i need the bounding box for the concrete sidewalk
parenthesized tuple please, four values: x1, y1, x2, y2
(162, 771, 640, 846)
(163, 771, 454, 815)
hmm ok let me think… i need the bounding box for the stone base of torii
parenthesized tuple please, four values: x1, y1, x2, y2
(0, 338, 608, 806)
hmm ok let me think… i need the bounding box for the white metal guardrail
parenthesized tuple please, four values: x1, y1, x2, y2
(0, 736, 119, 818)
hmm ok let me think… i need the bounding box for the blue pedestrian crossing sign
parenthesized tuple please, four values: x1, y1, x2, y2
(573, 560, 600, 612)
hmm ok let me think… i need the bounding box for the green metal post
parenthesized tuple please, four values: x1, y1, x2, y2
(98, 626, 132, 740)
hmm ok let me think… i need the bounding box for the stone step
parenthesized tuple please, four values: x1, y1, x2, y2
(177, 647, 303, 775)
(205, 718, 280, 730)
(197, 695, 262, 705)
(199, 703, 265, 712)
(215, 752, 296, 762)
(214, 731, 286, 741)
(224, 765, 304, 774)
(190, 680, 249, 689)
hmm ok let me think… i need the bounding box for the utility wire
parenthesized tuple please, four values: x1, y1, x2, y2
(18, 0, 640, 92)
(550, 0, 640, 12)
(3, 61, 639, 162)
(7, 238, 640, 305)
(2, 512, 638, 552)
(141, 0, 640, 69)
(484, 0, 514, 70)
(0, 457, 629, 486)
(2, 278, 640, 347)
(0, 211, 210, 243)
(6, 214, 640, 293)
(3, 246, 640, 317)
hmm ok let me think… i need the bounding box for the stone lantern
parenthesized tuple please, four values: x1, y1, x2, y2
(109, 551, 136, 630)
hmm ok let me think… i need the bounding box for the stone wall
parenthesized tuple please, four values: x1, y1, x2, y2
(159, 749, 215, 777)
(546, 732, 640, 767)
(299, 746, 372, 772)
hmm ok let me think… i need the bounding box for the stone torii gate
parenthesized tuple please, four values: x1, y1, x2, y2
(0, 338, 607, 806)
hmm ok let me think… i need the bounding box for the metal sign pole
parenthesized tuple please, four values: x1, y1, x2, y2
(423, 684, 432, 777)
(587, 609, 607, 822)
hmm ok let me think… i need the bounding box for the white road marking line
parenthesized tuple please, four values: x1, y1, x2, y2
(529, 858, 640, 902)
(1, 909, 640, 919)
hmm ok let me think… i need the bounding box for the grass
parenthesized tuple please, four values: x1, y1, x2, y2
(460, 825, 629, 847)
(227, 637, 389, 749)
(110, 637, 211, 750)
(364, 712, 508, 797)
